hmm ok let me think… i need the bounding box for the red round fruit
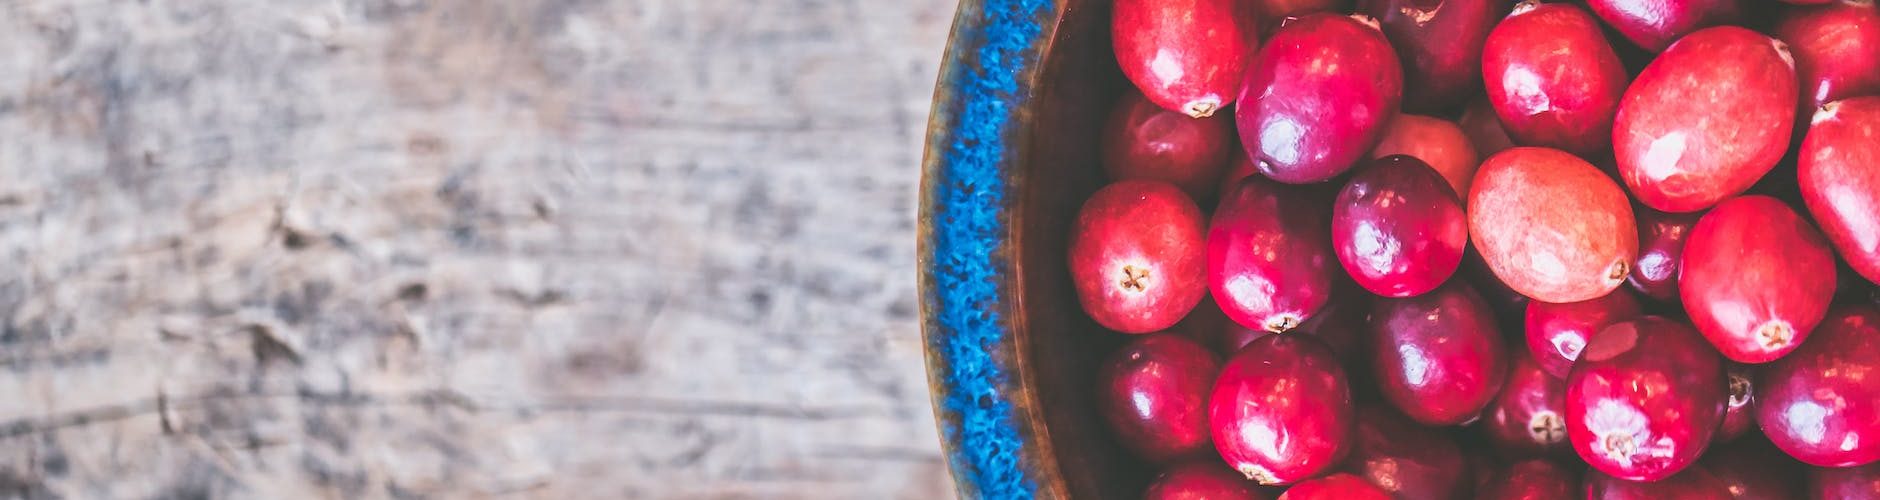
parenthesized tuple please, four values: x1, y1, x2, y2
(1800, 97, 1880, 286)
(1369, 281, 1508, 426)
(1070, 181, 1208, 334)
(1757, 305, 1880, 467)
(1525, 290, 1643, 380)
(1469, 147, 1638, 303)
(1211, 334, 1355, 485)
(1485, 349, 1573, 459)
(1210, 175, 1337, 333)
(1776, 1, 1880, 110)
(1481, 1, 1629, 158)
(1369, 113, 1481, 197)
(1680, 195, 1837, 363)
(1702, 435, 1805, 500)
(1584, 0, 1743, 53)
(1717, 362, 1755, 443)
(1478, 459, 1578, 500)
(1101, 90, 1236, 203)
(1237, 13, 1403, 184)
(1810, 461, 1880, 499)
(1462, 97, 1517, 157)
(1583, 465, 1732, 499)
(1112, 0, 1260, 118)
(1331, 155, 1468, 298)
(1277, 473, 1391, 500)
(1612, 26, 1797, 213)
(1099, 333, 1221, 463)
(1627, 208, 1700, 302)
(1345, 407, 1468, 500)
(1362, 0, 1506, 114)
(1144, 460, 1276, 500)
(1566, 317, 1726, 482)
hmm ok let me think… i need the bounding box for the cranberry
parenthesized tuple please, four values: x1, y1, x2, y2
(1144, 460, 1276, 500)
(1775, 1, 1880, 110)
(1331, 155, 1467, 298)
(1800, 97, 1880, 286)
(1612, 27, 1797, 213)
(1567, 317, 1726, 481)
(1478, 459, 1578, 500)
(1211, 334, 1355, 485)
(1583, 465, 1732, 499)
(1100, 91, 1236, 203)
(1099, 333, 1220, 462)
(1344, 407, 1468, 500)
(1525, 291, 1644, 380)
(1716, 362, 1755, 443)
(1681, 195, 1838, 363)
(1277, 473, 1391, 500)
(1112, 0, 1261, 118)
(1809, 462, 1880, 500)
(1369, 281, 1508, 425)
(1469, 147, 1638, 303)
(1461, 97, 1517, 157)
(1071, 181, 1209, 333)
(1209, 175, 1337, 333)
(1369, 113, 1481, 197)
(1757, 305, 1880, 467)
(1486, 349, 1573, 458)
(1362, 0, 1506, 114)
(1481, 1, 1629, 158)
(1702, 435, 1805, 500)
(1626, 207, 1700, 302)
(1584, 0, 1743, 53)
(1237, 13, 1403, 184)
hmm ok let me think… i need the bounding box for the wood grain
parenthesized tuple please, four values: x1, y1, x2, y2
(0, 0, 954, 497)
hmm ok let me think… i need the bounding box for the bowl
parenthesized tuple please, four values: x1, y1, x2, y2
(917, 0, 1141, 497)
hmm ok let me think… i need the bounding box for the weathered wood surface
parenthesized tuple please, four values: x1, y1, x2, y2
(0, 0, 954, 498)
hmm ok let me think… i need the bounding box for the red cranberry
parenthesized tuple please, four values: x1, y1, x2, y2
(1211, 334, 1355, 485)
(1478, 459, 1578, 500)
(1612, 27, 1797, 213)
(1583, 465, 1732, 499)
(1486, 349, 1573, 458)
(1566, 317, 1726, 482)
(1362, 0, 1506, 114)
(1626, 207, 1700, 302)
(1702, 435, 1805, 500)
(1525, 291, 1644, 380)
(1481, 1, 1629, 158)
(1112, 0, 1261, 118)
(1345, 407, 1468, 500)
(1809, 461, 1880, 500)
(1800, 97, 1880, 286)
(1144, 460, 1277, 500)
(1101, 91, 1236, 203)
(1681, 195, 1838, 363)
(1071, 181, 1209, 334)
(1277, 473, 1391, 500)
(1331, 155, 1467, 298)
(1209, 175, 1336, 333)
(1099, 333, 1221, 463)
(1462, 97, 1517, 157)
(1369, 281, 1508, 425)
(1717, 362, 1755, 443)
(1757, 305, 1880, 467)
(1237, 13, 1403, 184)
(1584, 0, 1743, 53)
(1369, 113, 1480, 197)
(1776, 1, 1880, 110)
(1469, 147, 1638, 303)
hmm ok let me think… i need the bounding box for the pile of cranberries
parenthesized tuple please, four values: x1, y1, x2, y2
(1072, 0, 1880, 498)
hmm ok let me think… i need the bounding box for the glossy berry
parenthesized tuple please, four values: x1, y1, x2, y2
(1144, 460, 1276, 500)
(1112, 0, 1261, 117)
(1210, 175, 1336, 333)
(1070, 180, 1208, 333)
(1277, 473, 1391, 500)
(1238, 13, 1403, 184)
(1584, 0, 1743, 52)
(1680, 195, 1837, 363)
(1362, 0, 1506, 113)
(1482, 1, 1628, 158)
(1344, 407, 1468, 500)
(1485, 349, 1573, 458)
(1776, 1, 1880, 110)
(1800, 97, 1880, 286)
(1369, 281, 1507, 426)
(1470, 147, 1637, 303)
(1717, 362, 1755, 443)
(1583, 465, 1732, 499)
(1099, 333, 1220, 462)
(1566, 316, 1726, 482)
(1101, 91, 1235, 203)
(1757, 305, 1880, 467)
(1331, 155, 1468, 298)
(1211, 334, 1354, 485)
(1525, 290, 1643, 380)
(1369, 113, 1480, 197)
(1627, 208, 1700, 302)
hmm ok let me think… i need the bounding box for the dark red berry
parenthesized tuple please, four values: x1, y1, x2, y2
(1566, 317, 1726, 481)
(1757, 305, 1880, 467)
(1237, 13, 1403, 184)
(1369, 281, 1508, 426)
(1210, 175, 1336, 333)
(1112, 0, 1261, 117)
(1099, 333, 1220, 462)
(1331, 155, 1467, 298)
(1101, 90, 1236, 203)
(1211, 335, 1355, 485)
(1525, 290, 1643, 380)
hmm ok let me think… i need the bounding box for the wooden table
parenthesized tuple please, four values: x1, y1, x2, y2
(0, 0, 956, 497)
